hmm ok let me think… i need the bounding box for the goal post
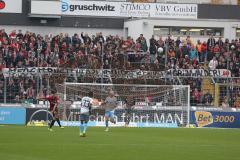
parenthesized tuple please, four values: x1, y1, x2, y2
(56, 83, 191, 128)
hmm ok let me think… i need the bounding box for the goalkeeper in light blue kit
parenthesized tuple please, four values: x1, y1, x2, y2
(103, 90, 118, 132)
(79, 91, 100, 137)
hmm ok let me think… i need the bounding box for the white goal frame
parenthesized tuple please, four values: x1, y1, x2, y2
(62, 82, 191, 127)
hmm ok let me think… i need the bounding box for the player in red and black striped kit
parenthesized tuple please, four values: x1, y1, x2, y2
(38, 90, 64, 131)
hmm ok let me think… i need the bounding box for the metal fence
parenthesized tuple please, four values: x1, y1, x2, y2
(0, 70, 239, 108)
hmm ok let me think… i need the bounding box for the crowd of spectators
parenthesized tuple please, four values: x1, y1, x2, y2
(0, 29, 239, 72)
(0, 29, 239, 107)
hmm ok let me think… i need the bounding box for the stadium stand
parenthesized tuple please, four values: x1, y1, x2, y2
(0, 29, 239, 106)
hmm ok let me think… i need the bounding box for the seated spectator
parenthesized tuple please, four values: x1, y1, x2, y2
(166, 59, 176, 69)
(149, 35, 157, 63)
(192, 88, 202, 104)
(207, 35, 216, 51)
(26, 85, 35, 103)
(208, 56, 218, 70)
(175, 36, 181, 48)
(229, 62, 238, 77)
(213, 44, 221, 58)
(9, 30, 17, 40)
(122, 36, 133, 51)
(234, 93, 240, 108)
(196, 40, 202, 56)
(0, 81, 3, 102)
(216, 37, 224, 48)
(189, 45, 199, 62)
(186, 35, 192, 46)
(221, 96, 230, 108)
(137, 34, 148, 52)
(202, 90, 213, 105)
(72, 33, 81, 47)
(179, 40, 189, 58)
(157, 36, 165, 48)
(81, 32, 91, 46)
(165, 34, 174, 46)
(216, 61, 226, 69)
(183, 55, 190, 65)
(7, 79, 18, 102)
(14, 95, 22, 104)
(168, 47, 176, 59)
(135, 40, 141, 52)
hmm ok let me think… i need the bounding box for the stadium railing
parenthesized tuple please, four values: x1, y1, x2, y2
(1, 71, 239, 108)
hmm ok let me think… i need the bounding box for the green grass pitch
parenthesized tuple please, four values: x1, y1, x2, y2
(0, 126, 239, 160)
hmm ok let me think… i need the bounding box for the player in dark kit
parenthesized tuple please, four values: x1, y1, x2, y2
(124, 96, 135, 127)
(38, 90, 64, 131)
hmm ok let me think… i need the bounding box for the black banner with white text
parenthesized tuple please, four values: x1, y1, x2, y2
(2, 68, 231, 79)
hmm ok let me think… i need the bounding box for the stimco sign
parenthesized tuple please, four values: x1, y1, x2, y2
(120, 3, 151, 17)
(0, 0, 22, 13)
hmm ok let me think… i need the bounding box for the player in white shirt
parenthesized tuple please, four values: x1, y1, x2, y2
(102, 90, 118, 132)
(79, 91, 100, 137)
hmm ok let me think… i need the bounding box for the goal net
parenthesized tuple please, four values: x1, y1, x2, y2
(217, 83, 240, 108)
(56, 83, 190, 128)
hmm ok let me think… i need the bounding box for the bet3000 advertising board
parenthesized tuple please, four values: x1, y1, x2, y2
(191, 111, 240, 128)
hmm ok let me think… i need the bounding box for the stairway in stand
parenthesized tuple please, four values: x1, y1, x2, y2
(201, 77, 215, 103)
